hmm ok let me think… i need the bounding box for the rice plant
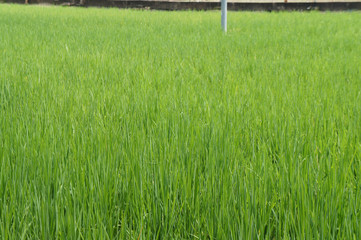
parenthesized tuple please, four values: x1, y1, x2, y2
(0, 4, 361, 239)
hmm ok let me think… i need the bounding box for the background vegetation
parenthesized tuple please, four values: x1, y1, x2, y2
(1, 4, 361, 239)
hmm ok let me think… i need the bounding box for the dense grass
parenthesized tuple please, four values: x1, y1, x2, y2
(1, 4, 361, 239)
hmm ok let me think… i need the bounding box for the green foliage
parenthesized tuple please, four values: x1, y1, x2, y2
(0, 4, 361, 239)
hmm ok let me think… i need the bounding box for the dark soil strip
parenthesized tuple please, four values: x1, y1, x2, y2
(3, 0, 361, 11)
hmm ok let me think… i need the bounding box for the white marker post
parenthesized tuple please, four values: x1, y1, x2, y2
(221, 0, 227, 32)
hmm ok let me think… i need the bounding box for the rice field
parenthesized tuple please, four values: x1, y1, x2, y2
(1, 4, 361, 239)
